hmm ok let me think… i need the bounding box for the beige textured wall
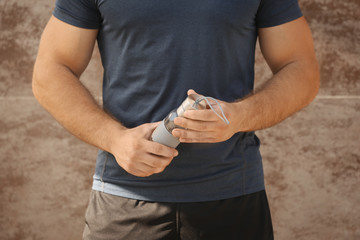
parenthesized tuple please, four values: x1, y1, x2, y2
(0, 0, 359, 239)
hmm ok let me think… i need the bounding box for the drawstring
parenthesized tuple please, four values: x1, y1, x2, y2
(193, 96, 230, 125)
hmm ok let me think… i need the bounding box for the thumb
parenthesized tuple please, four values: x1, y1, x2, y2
(187, 89, 198, 96)
(143, 122, 161, 139)
(147, 121, 161, 131)
(187, 89, 211, 109)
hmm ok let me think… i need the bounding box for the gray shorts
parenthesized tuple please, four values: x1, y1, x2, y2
(83, 190, 273, 240)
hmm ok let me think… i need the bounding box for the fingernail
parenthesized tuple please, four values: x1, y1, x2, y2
(174, 151, 178, 157)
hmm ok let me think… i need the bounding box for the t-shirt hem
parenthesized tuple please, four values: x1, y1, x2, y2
(92, 179, 265, 203)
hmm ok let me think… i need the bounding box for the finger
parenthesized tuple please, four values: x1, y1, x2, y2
(131, 164, 165, 177)
(183, 109, 220, 122)
(172, 128, 216, 142)
(125, 153, 170, 176)
(178, 137, 216, 143)
(187, 89, 207, 108)
(188, 88, 202, 95)
(142, 122, 162, 139)
(174, 117, 219, 132)
(145, 140, 178, 158)
(187, 89, 196, 95)
(143, 153, 173, 170)
(125, 161, 156, 177)
(141, 153, 172, 167)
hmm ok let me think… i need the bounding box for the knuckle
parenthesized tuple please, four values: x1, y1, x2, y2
(180, 119, 188, 128)
(152, 145, 162, 154)
(180, 130, 188, 138)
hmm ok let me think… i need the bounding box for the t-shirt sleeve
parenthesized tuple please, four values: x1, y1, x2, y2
(53, 0, 101, 29)
(256, 0, 303, 28)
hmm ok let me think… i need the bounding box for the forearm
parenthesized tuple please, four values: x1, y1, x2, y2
(234, 58, 319, 132)
(32, 60, 125, 153)
(172, 18, 319, 143)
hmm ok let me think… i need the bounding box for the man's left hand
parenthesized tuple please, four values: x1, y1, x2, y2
(172, 90, 241, 143)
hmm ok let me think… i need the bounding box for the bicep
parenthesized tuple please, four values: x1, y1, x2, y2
(36, 16, 98, 77)
(258, 16, 317, 74)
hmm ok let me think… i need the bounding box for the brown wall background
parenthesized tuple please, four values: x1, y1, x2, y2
(0, 0, 359, 239)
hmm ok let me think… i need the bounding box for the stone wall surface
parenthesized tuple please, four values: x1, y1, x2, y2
(0, 0, 359, 239)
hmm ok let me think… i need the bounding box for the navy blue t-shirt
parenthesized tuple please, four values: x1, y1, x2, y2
(53, 0, 302, 202)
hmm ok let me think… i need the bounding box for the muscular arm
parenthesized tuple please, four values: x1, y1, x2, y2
(33, 16, 119, 152)
(173, 17, 320, 142)
(33, 16, 177, 177)
(239, 16, 320, 131)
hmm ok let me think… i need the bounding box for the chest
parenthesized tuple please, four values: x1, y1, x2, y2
(97, 0, 261, 31)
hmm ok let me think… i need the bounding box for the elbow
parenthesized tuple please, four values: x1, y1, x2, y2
(308, 58, 320, 103)
(32, 61, 43, 102)
(32, 60, 50, 105)
(295, 57, 320, 109)
(299, 56, 320, 107)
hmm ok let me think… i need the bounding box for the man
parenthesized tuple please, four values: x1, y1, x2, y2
(32, 0, 319, 239)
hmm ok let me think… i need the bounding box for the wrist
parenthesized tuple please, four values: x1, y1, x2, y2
(103, 120, 127, 154)
(232, 99, 252, 133)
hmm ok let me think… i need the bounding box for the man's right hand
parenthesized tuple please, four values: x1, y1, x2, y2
(110, 122, 178, 177)
(33, 17, 177, 178)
